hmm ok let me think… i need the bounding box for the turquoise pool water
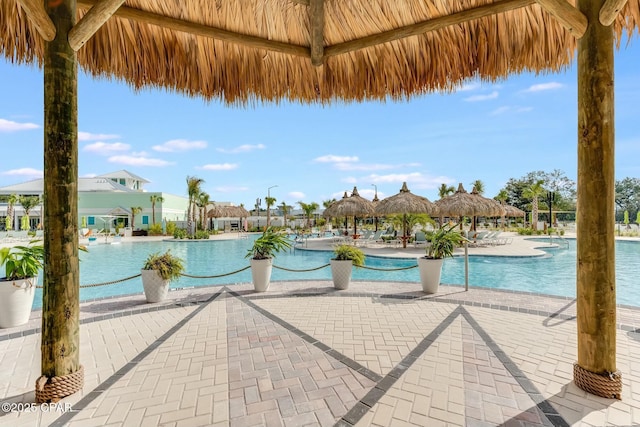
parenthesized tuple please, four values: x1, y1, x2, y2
(32, 237, 640, 308)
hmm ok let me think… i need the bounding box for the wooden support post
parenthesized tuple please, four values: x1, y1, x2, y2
(310, 0, 324, 66)
(535, 0, 588, 38)
(68, 0, 125, 51)
(575, 0, 621, 399)
(37, 0, 83, 403)
(15, 0, 56, 41)
(599, 0, 629, 25)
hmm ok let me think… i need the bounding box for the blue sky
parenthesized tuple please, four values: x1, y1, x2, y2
(1, 36, 639, 210)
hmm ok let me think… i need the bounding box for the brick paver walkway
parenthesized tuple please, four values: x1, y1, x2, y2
(1, 280, 639, 427)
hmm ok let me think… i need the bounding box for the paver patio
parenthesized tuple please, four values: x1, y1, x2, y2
(1, 278, 639, 427)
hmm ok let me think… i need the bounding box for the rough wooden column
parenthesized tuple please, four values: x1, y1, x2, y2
(574, 0, 620, 399)
(38, 0, 83, 402)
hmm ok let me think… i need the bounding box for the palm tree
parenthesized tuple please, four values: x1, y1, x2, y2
(323, 198, 337, 228)
(149, 194, 165, 225)
(6, 194, 18, 230)
(186, 176, 205, 232)
(197, 192, 210, 230)
(298, 201, 319, 230)
(495, 189, 509, 229)
(20, 195, 40, 230)
(265, 196, 276, 227)
(470, 179, 485, 195)
(437, 184, 455, 199)
(523, 180, 546, 230)
(437, 184, 455, 226)
(130, 206, 143, 230)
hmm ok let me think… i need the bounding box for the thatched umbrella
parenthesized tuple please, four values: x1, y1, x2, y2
(436, 184, 504, 231)
(208, 205, 250, 231)
(375, 182, 438, 248)
(323, 187, 375, 237)
(3, 0, 634, 403)
(499, 204, 526, 229)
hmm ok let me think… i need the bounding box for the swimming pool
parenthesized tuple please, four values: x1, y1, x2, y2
(32, 237, 640, 308)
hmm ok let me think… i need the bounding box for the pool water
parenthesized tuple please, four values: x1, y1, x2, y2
(32, 237, 640, 308)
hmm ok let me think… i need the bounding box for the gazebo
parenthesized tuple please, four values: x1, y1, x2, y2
(1, 0, 636, 401)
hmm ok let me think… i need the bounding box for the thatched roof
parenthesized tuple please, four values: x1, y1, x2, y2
(435, 183, 504, 217)
(207, 205, 250, 218)
(503, 204, 526, 217)
(375, 182, 438, 216)
(322, 187, 375, 218)
(2, 0, 639, 104)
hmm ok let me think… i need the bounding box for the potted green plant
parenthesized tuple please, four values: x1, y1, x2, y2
(330, 244, 365, 290)
(245, 227, 292, 292)
(418, 224, 464, 293)
(0, 241, 44, 328)
(141, 250, 184, 302)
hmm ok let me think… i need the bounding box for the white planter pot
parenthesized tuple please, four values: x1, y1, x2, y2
(330, 259, 353, 290)
(0, 277, 36, 328)
(250, 258, 273, 292)
(141, 269, 170, 303)
(418, 257, 444, 294)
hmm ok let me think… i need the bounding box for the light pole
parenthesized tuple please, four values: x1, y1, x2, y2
(547, 191, 555, 229)
(267, 185, 278, 227)
(371, 184, 379, 231)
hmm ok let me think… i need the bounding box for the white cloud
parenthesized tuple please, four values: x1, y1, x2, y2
(334, 162, 420, 172)
(216, 144, 265, 154)
(83, 142, 131, 154)
(1, 168, 43, 178)
(342, 176, 357, 184)
(464, 91, 499, 102)
(198, 163, 238, 171)
(523, 82, 564, 92)
(107, 155, 172, 167)
(78, 131, 119, 141)
(153, 139, 208, 152)
(215, 185, 250, 193)
(314, 155, 359, 163)
(490, 106, 534, 116)
(81, 173, 98, 178)
(456, 82, 480, 92)
(367, 173, 455, 190)
(288, 191, 306, 199)
(0, 118, 39, 132)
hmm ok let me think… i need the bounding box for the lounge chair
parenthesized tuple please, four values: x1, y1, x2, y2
(413, 231, 429, 247)
(468, 230, 490, 247)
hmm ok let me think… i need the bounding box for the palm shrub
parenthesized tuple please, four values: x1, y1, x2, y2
(142, 251, 184, 282)
(0, 241, 45, 280)
(246, 227, 292, 259)
(426, 225, 464, 259)
(332, 244, 365, 266)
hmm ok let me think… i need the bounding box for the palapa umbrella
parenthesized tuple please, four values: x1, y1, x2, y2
(375, 182, 438, 248)
(435, 184, 504, 231)
(208, 205, 250, 231)
(323, 187, 375, 237)
(5, 0, 636, 402)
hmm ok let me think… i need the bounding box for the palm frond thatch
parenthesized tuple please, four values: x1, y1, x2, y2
(207, 205, 250, 218)
(375, 182, 438, 216)
(323, 187, 375, 218)
(435, 183, 504, 217)
(2, 0, 639, 104)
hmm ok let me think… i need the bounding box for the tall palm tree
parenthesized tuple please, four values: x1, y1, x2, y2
(6, 194, 18, 230)
(265, 196, 276, 227)
(437, 184, 455, 227)
(20, 195, 40, 230)
(186, 176, 205, 231)
(495, 189, 509, 229)
(298, 201, 319, 229)
(470, 179, 485, 195)
(130, 206, 143, 230)
(523, 180, 546, 230)
(149, 194, 165, 225)
(197, 192, 210, 230)
(323, 198, 337, 228)
(437, 183, 455, 199)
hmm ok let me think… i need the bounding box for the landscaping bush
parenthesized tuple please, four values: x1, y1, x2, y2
(166, 221, 176, 236)
(148, 223, 163, 236)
